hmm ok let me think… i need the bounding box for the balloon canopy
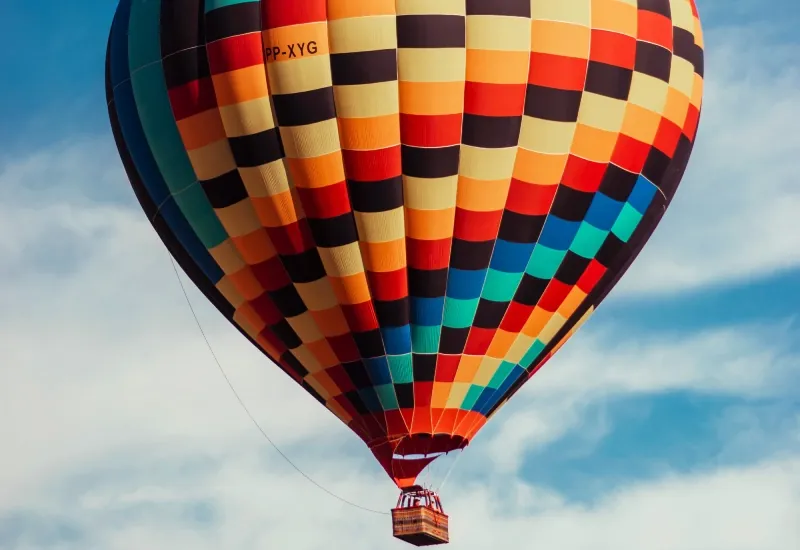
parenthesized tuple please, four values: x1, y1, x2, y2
(106, 0, 704, 488)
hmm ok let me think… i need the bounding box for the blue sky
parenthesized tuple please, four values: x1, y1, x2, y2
(1, 1, 799, 549)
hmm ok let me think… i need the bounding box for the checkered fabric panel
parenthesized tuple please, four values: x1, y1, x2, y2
(107, 0, 704, 482)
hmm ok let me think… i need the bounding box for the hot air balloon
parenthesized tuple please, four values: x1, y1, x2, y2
(106, 0, 704, 545)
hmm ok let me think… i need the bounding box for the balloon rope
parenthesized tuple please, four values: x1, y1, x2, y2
(437, 448, 464, 494)
(167, 255, 390, 516)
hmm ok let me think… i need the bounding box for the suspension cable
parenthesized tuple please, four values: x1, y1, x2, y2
(167, 255, 390, 516)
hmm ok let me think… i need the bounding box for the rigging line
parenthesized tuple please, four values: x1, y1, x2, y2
(438, 448, 465, 495)
(166, 254, 390, 516)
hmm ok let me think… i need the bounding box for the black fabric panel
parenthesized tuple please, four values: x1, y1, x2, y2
(344, 391, 370, 415)
(514, 274, 550, 306)
(466, 0, 531, 17)
(408, 268, 448, 298)
(353, 330, 386, 358)
(347, 177, 404, 213)
(401, 145, 461, 178)
(272, 87, 336, 127)
(461, 115, 523, 148)
(554, 252, 590, 286)
(330, 49, 398, 85)
(635, 41, 672, 82)
(162, 47, 211, 88)
(202, 170, 249, 208)
(595, 233, 625, 267)
(306, 214, 360, 248)
(282, 352, 309, 378)
(345, 361, 373, 390)
(412, 354, 437, 382)
(439, 327, 469, 354)
(271, 319, 303, 349)
(161, 0, 205, 54)
(550, 186, 594, 222)
(585, 61, 633, 100)
(524, 85, 582, 122)
(600, 164, 639, 202)
(229, 127, 284, 167)
(281, 249, 327, 283)
(473, 299, 509, 329)
(204, 1, 262, 43)
(691, 44, 704, 77)
(375, 298, 411, 327)
(449, 239, 495, 270)
(637, 0, 671, 17)
(642, 146, 672, 186)
(269, 286, 307, 318)
(394, 383, 415, 408)
(396, 15, 466, 48)
(672, 27, 695, 61)
(498, 211, 545, 243)
(160, 0, 209, 86)
(661, 133, 695, 199)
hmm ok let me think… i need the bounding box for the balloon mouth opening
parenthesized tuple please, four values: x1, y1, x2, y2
(368, 434, 470, 488)
(370, 433, 468, 454)
(392, 451, 447, 461)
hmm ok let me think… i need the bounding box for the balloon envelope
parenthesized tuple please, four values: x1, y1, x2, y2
(106, 0, 704, 487)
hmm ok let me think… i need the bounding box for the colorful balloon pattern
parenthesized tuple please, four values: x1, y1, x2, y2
(106, 0, 704, 487)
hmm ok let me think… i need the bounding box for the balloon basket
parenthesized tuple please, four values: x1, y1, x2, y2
(391, 486, 449, 546)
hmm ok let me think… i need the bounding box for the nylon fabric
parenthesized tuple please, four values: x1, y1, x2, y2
(107, 0, 705, 488)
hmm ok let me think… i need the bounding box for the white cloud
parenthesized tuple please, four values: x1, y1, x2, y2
(533, 323, 800, 398)
(712, 403, 800, 463)
(3, 445, 798, 550)
(454, 457, 800, 550)
(482, 320, 800, 472)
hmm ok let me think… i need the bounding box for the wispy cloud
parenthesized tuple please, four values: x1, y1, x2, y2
(483, 321, 800, 472)
(2, 447, 797, 550)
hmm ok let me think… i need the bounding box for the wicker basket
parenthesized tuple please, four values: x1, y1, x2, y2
(392, 505, 449, 546)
